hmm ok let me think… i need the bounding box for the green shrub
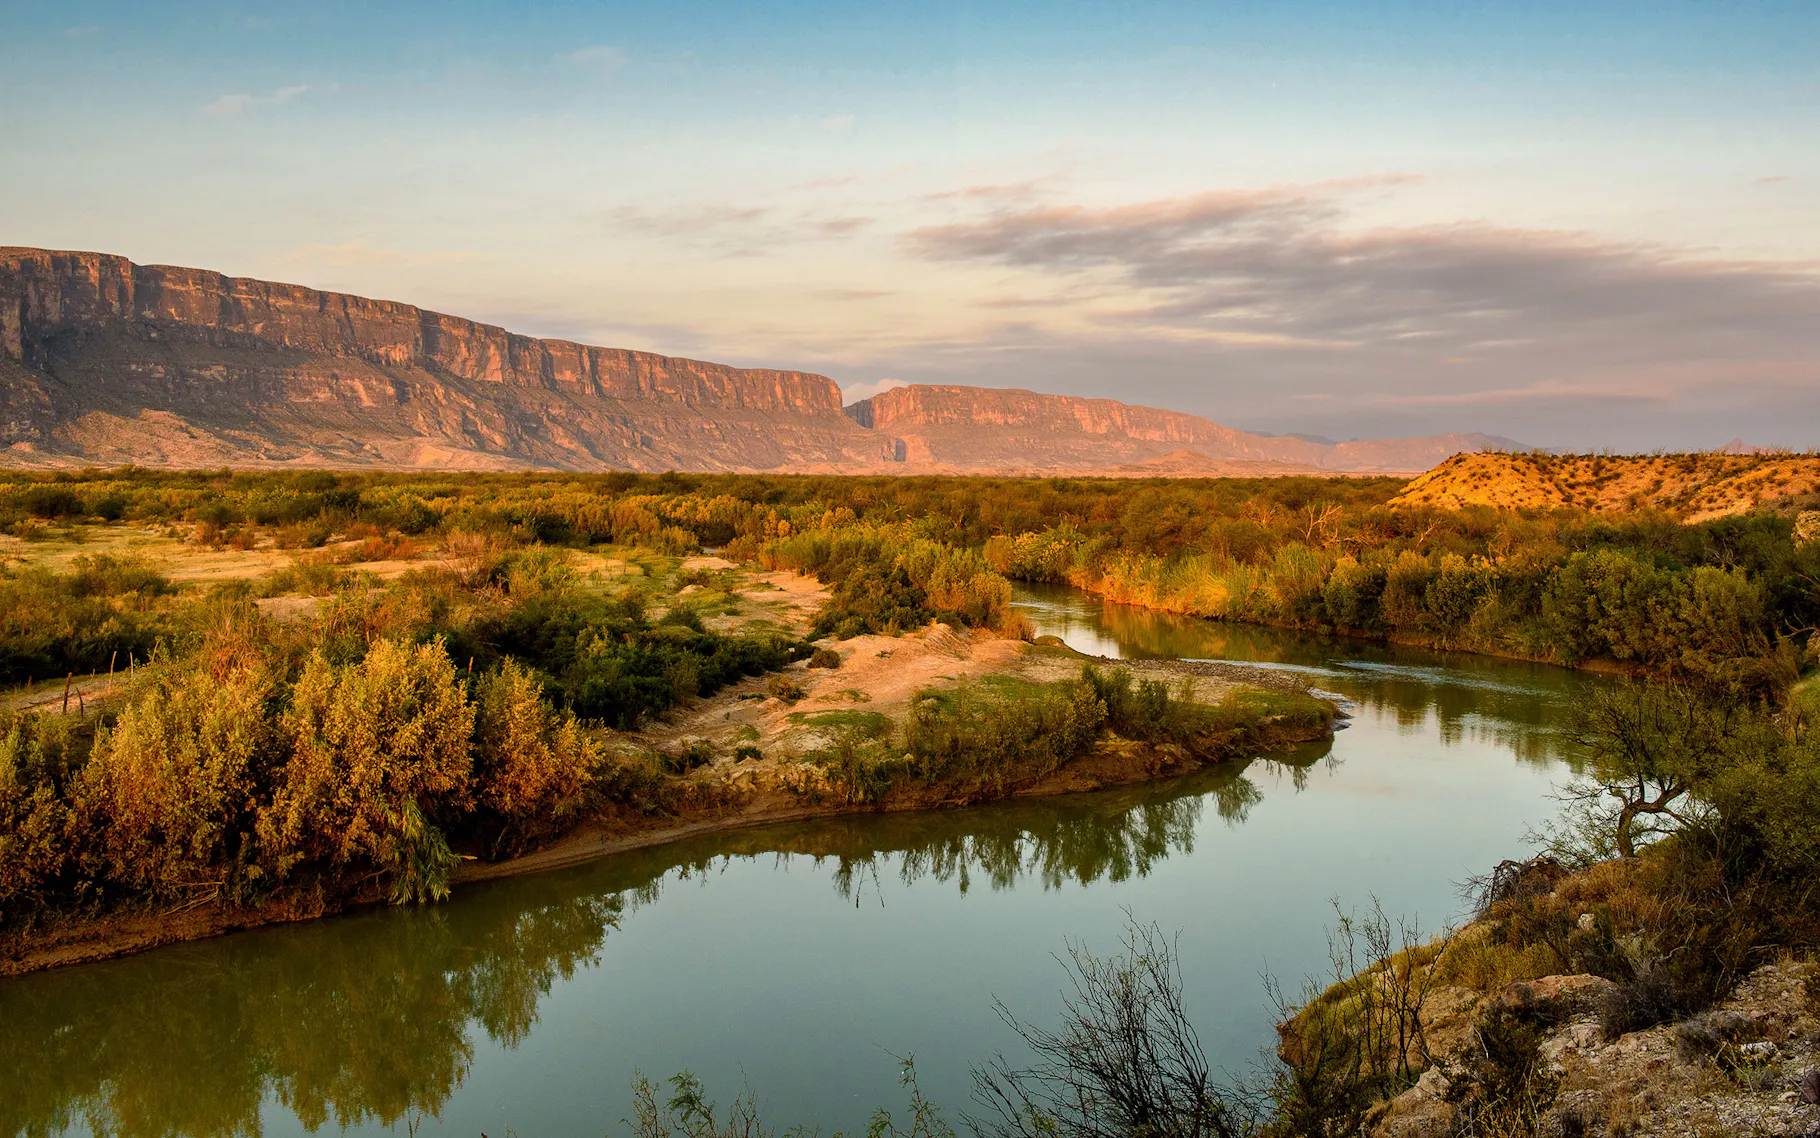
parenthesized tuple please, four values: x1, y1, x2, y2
(903, 680, 1106, 784)
(468, 660, 601, 856)
(0, 712, 82, 921)
(81, 666, 281, 903)
(261, 641, 476, 902)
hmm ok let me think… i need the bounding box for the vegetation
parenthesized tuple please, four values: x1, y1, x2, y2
(5, 465, 1819, 1138)
(806, 665, 1331, 807)
(0, 535, 814, 936)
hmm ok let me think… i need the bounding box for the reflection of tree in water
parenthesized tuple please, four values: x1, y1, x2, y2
(797, 761, 1280, 900)
(0, 877, 634, 1138)
(0, 734, 1322, 1138)
(1078, 592, 1592, 774)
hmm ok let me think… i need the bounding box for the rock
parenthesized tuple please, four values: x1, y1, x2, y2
(1802, 1068, 1820, 1104)
(1498, 974, 1619, 1020)
(1371, 1066, 1456, 1138)
(1577, 912, 1596, 932)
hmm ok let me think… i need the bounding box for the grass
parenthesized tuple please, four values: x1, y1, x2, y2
(788, 709, 891, 738)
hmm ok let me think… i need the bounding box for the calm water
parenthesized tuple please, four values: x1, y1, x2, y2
(1, 585, 1599, 1137)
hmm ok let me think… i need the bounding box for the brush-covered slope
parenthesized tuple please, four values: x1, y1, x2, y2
(1395, 451, 1820, 520)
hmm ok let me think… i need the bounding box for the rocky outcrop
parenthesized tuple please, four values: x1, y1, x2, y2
(1, 247, 1514, 474)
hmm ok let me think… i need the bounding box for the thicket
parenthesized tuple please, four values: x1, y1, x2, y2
(5, 468, 1812, 686)
(809, 666, 1331, 806)
(0, 546, 811, 933)
(0, 554, 177, 686)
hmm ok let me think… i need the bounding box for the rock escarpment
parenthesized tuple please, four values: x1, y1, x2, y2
(0, 247, 869, 470)
(845, 384, 1516, 473)
(1, 247, 1514, 474)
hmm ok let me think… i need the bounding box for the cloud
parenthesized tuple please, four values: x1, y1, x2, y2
(610, 204, 773, 237)
(820, 114, 856, 132)
(840, 377, 908, 405)
(557, 45, 626, 71)
(64, 25, 104, 36)
(882, 181, 1820, 448)
(908, 183, 1820, 357)
(203, 84, 310, 116)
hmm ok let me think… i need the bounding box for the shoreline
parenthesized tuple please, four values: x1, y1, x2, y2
(1033, 577, 1643, 679)
(0, 700, 1331, 979)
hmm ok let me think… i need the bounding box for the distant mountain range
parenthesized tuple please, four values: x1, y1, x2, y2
(0, 248, 1520, 475)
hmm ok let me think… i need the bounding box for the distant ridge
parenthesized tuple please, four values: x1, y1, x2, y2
(1, 247, 1517, 475)
(843, 384, 1521, 473)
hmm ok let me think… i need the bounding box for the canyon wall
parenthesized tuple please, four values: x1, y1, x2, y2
(844, 385, 1516, 472)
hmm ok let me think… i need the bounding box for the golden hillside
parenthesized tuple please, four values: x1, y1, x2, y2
(1394, 451, 1820, 520)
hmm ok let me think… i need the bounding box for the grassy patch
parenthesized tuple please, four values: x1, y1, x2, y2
(788, 709, 891, 738)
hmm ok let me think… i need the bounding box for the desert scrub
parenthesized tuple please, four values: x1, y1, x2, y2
(902, 678, 1107, 785)
(0, 554, 182, 686)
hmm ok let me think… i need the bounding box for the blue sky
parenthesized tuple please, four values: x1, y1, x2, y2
(4, 1, 1817, 449)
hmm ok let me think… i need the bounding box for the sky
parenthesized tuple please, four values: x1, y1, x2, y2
(3, 0, 1817, 451)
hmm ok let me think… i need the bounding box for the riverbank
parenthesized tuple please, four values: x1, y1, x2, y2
(1035, 571, 1651, 680)
(0, 622, 1334, 978)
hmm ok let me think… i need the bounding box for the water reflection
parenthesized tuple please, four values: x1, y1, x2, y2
(0, 874, 632, 1138)
(1013, 582, 1589, 771)
(0, 751, 1318, 1138)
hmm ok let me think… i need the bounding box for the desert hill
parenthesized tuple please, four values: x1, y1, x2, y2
(1394, 451, 1820, 520)
(2, 246, 1510, 474)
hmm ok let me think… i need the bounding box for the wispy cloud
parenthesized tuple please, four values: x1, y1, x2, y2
(885, 181, 1820, 447)
(908, 183, 1820, 355)
(820, 114, 856, 132)
(556, 44, 626, 71)
(203, 83, 310, 116)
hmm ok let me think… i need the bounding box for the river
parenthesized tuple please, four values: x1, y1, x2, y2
(0, 584, 1600, 1137)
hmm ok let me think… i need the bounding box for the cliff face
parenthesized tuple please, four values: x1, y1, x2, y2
(0, 247, 1511, 475)
(0, 248, 838, 413)
(845, 385, 1513, 473)
(0, 248, 869, 470)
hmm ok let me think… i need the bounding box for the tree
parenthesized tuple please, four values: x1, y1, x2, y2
(970, 918, 1255, 1138)
(1556, 682, 1735, 860)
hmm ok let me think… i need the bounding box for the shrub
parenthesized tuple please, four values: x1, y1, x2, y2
(261, 640, 476, 902)
(807, 647, 841, 670)
(903, 680, 1106, 784)
(0, 712, 81, 920)
(468, 660, 601, 856)
(767, 675, 807, 703)
(81, 666, 280, 903)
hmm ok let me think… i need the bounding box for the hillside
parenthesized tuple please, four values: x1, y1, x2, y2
(3, 247, 1508, 474)
(1394, 451, 1820, 520)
